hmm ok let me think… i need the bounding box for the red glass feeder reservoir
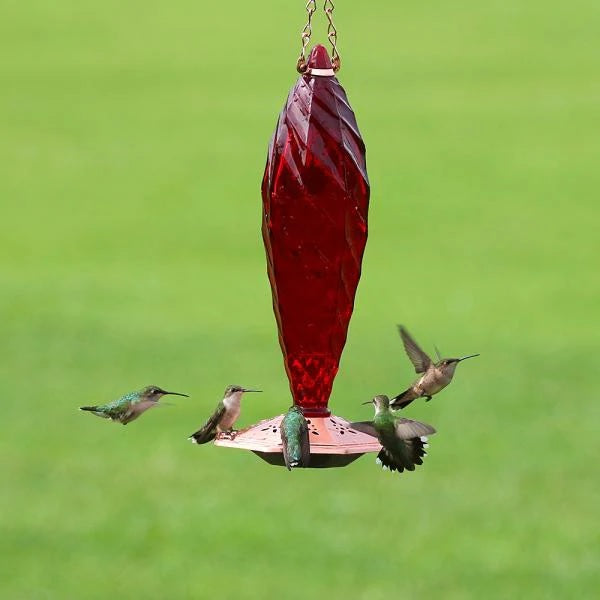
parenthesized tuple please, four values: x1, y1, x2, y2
(214, 46, 380, 466)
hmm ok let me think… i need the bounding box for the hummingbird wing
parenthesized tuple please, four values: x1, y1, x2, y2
(398, 325, 432, 373)
(299, 417, 310, 468)
(281, 424, 292, 470)
(189, 403, 226, 444)
(349, 421, 378, 438)
(394, 417, 436, 440)
(120, 400, 158, 425)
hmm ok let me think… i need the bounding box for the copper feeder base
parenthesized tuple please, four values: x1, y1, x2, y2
(214, 414, 382, 468)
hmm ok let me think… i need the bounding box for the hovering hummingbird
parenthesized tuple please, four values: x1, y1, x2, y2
(391, 325, 479, 409)
(352, 395, 436, 474)
(79, 385, 188, 425)
(280, 405, 310, 470)
(189, 385, 261, 444)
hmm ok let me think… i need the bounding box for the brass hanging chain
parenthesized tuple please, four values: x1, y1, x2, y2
(297, 0, 318, 73)
(296, 0, 341, 73)
(323, 0, 341, 72)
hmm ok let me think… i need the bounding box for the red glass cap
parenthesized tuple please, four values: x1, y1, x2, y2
(307, 44, 332, 70)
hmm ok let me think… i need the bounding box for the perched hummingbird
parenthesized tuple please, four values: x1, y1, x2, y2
(391, 325, 479, 409)
(352, 395, 436, 473)
(189, 385, 261, 444)
(280, 405, 310, 470)
(79, 385, 188, 425)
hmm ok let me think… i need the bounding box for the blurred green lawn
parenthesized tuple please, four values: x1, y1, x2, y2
(1, 1, 599, 598)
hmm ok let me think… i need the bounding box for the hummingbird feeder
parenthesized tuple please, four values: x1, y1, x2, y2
(214, 1, 381, 467)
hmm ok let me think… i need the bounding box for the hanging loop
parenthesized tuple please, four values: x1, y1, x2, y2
(297, 0, 318, 73)
(323, 0, 341, 72)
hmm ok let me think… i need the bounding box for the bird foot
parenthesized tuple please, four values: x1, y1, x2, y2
(424, 396, 432, 402)
(220, 430, 238, 440)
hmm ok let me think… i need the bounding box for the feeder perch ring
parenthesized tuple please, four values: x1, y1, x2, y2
(214, 414, 381, 468)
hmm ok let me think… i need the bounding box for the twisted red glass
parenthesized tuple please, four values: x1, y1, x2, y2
(261, 45, 370, 417)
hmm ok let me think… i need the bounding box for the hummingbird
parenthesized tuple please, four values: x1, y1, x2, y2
(280, 405, 310, 470)
(352, 395, 436, 473)
(391, 325, 479, 409)
(189, 385, 261, 444)
(79, 385, 189, 425)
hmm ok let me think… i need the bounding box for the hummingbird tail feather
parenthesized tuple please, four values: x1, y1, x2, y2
(79, 406, 111, 419)
(377, 447, 407, 472)
(282, 451, 309, 470)
(378, 437, 429, 474)
(188, 429, 216, 444)
(390, 389, 416, 410)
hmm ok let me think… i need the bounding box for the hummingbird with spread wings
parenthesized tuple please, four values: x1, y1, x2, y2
(352, 395, 436, 474)
(391, 326, 479, 410)
(79, 385, 188, 425)
(189, 384, 261, 444)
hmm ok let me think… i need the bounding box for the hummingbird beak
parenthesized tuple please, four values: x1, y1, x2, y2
(458, 354, 480, 362)
(361, 401, 372, 405)
(164, 391, 189, 397)
(242, 389, 262, 393)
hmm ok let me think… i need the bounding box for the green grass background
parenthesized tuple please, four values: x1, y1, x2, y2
(1, 1, 599, 598)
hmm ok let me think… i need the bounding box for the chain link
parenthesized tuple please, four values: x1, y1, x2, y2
(296, 0, 341, 73)
(323, 0, 340, 72)
(297, 0, 317, 73)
